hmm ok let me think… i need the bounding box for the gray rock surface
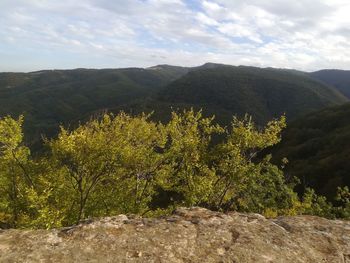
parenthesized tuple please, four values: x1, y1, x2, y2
(1, 207, 350, 262)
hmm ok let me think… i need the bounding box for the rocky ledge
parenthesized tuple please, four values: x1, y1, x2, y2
(1, 207, 350, 262)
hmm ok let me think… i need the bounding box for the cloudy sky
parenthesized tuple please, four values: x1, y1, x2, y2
(1, 0, 350, 72)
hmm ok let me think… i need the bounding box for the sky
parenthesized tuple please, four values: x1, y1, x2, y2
(1, 0, 350, 72)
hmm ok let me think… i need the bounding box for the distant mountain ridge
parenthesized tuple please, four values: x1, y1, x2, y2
(0, 63, 348, 149)
(0, 66, 189, 147)
(124, 63, 347, 125)
(309, 69, 350, 99)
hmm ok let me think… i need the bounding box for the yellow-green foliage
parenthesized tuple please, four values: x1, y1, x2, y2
(209, 115, 299, 214)
(48, 113, 168, 224)
(0, 111, 348, 228)
(335, 186, 350, 218)
(159, 110, 224, 207)
(0, 116, 32, 227)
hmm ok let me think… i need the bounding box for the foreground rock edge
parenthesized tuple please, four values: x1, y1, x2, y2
(1, 207, 350, 263)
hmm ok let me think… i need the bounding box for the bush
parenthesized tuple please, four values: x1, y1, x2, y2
(0, 111, 348, 228)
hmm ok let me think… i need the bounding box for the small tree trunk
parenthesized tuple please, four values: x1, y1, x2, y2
(76, 179, 85, 224)
(135, 173, 139, 213)
(10, 175, 18, 227)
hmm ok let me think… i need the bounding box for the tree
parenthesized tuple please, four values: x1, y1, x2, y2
(48, 113, 168, 223)
(2, 111, 348, 229)
(158, 110, 223, 207)
(0, 116, 32, 227)
(209, 115, 295, 214)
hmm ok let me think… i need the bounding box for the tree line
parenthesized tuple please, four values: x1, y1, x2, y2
(0, 110, 349, 229)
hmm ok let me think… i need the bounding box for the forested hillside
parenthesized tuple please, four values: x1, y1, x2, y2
(0, 65, 188, 148)
(310, 69, 350, 98)
(147, 65, 347, 125)
(1, 64, 350, 229)
(0, 64, 347, 150)
(272, 103, 350, 201)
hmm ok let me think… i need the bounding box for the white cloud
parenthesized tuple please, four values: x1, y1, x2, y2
(217, 23, 263, 43)
(196, 12, 219, 26)
(1, 0, 350, 71)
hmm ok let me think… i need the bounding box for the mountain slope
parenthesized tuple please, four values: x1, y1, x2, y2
(272, 103, 350, 200)
(0, 66, 188, 147)
(126, 64, 348, 125)
(310, 69, 350, 98)
(0, 63, 348, 149)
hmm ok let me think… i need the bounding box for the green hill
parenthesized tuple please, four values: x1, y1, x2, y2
(272, 103, 350, 200)
(125, 64, 347, 125)
(0, 63, 347, 149)
(0, 66, 188, 148)
(310, 70, 350, 99)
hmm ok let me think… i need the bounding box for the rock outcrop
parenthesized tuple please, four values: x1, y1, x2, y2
(1, 207, 350, 262)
